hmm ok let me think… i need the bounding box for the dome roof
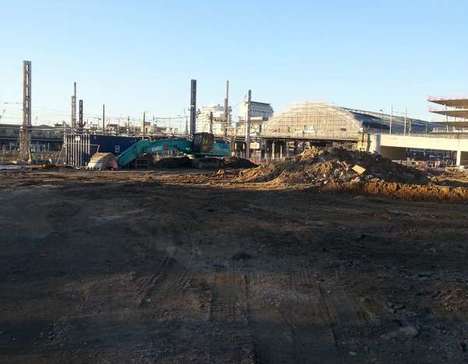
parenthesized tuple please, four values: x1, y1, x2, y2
(262, 102, 362, 140)
(262, 102, 429, 139)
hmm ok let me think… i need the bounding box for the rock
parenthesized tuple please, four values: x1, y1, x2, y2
(382, 325, 419, 340)
(400, 326, 419, 337)
(352, 165, 367, 175)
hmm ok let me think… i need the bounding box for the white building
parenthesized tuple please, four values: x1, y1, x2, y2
(237, 101, 274, 135)
(239, 101, 274, 122)
(197, 104, 232, 136)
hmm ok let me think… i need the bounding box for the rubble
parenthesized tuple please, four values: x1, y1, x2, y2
(223, 157, 257, 169)
(233, 147, 468, 201)
(237, 147, 428, 186)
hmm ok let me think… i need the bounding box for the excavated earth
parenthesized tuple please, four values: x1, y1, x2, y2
(2, 169, 468, 363)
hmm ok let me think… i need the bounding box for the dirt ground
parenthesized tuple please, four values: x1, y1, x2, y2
(2, 169, 468, 363)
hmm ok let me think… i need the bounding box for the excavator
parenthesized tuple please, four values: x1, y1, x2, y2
(117, 133, 231, 168)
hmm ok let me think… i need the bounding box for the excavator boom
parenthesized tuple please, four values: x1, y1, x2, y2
(117, 133, 231, 168)
(117, 138, 192, 168)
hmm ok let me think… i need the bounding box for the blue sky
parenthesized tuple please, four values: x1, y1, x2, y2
(1, 0, 467, 127)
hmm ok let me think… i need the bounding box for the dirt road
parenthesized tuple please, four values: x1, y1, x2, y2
(1, 170, 468, 363)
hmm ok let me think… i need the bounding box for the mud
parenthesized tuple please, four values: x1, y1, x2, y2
(1, 170, 468, 363)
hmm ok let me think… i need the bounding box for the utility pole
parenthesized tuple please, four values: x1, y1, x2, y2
(190, 79, 197, 136)
(407, 108, 412, 135)
(142, 112, 146, 139)
(224, 80, 229, 137)
(19, 60, 32, 163)
(389, 105, 393, 135)
(78, 100, 84, 132)
(102, 104, 106, 134)
(404, 107, 408, 136)
(209, 111, 214, 134)
(245, 90, 252, 159)
(127, 116, 130, 135)
(71, 82, 77, 129)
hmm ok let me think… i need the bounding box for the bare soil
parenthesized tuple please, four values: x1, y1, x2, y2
(2, 170, 468, 363)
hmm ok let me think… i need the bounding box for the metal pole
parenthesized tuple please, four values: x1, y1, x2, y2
(71, 82, 77, 129)
(404, 107, 407, 136)
(190, 79, 197, 136)
(389, 105, 393, 135)
(78, 100, 84, 132)
(408, 109, 412, 135)
(19, 60, 32, 162)
(245, 90, 252, 159)
(224, 80, 229, 137)
(209, 111, 213, 134)
(102, 104, 106, 134)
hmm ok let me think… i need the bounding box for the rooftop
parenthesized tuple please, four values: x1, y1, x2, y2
(428, 96, 468, 122)
(428, 97, 468, 109)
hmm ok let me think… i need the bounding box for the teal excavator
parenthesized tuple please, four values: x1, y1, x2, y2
(117, 133, 230, 168)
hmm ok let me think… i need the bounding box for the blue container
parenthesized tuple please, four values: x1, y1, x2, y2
(90, 135, 140, 155)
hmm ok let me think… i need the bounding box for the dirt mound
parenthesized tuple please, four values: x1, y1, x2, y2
(324, 180, 468, 201)
(223, 157, 257, 169)
(153, 157, 192, 169)
(238, 147, 427, 186)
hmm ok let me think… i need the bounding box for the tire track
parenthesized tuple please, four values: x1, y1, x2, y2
(208, 261, 255, 363)
(246, 267, 345, 364)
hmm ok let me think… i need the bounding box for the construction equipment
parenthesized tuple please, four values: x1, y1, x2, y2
(117, 133, 230, 168)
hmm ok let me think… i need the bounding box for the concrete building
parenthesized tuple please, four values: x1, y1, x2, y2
(428, 97, 468, 133)
(239, 100, 274, 122)
(236, 101, 274, 136)
(197, 104, 232, 136)
(365, 133, 468, 167)
(0, 123, 63, 152)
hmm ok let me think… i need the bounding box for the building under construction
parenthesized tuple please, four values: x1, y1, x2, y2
(429, 97, 468, 133)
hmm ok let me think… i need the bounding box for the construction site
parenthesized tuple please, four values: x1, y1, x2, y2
(3, 59, 468, 364)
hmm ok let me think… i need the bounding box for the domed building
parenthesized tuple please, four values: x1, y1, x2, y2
(261, 102, 428, 140)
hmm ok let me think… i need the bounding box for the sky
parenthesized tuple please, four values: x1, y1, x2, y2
(1, 0, 467, 128)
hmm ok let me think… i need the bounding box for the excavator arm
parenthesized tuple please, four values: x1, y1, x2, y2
(117, 133, 231, 168)
(117, 138, 192, 168)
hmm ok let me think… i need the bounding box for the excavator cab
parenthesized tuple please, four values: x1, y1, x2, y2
(191, 133, 214, 154)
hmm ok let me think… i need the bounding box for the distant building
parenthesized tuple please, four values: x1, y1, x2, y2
(197, 104, 232, 136)
(262, 102, 429, 140)
(239, 101, 274, 122)
(237, 101, 274, 136)
(0, 124, 63, 152)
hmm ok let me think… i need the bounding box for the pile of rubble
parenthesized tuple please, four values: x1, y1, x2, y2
(223, 157, 257, 169)
(238, 147, 428, 187)
(153, 156, 256, 170)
